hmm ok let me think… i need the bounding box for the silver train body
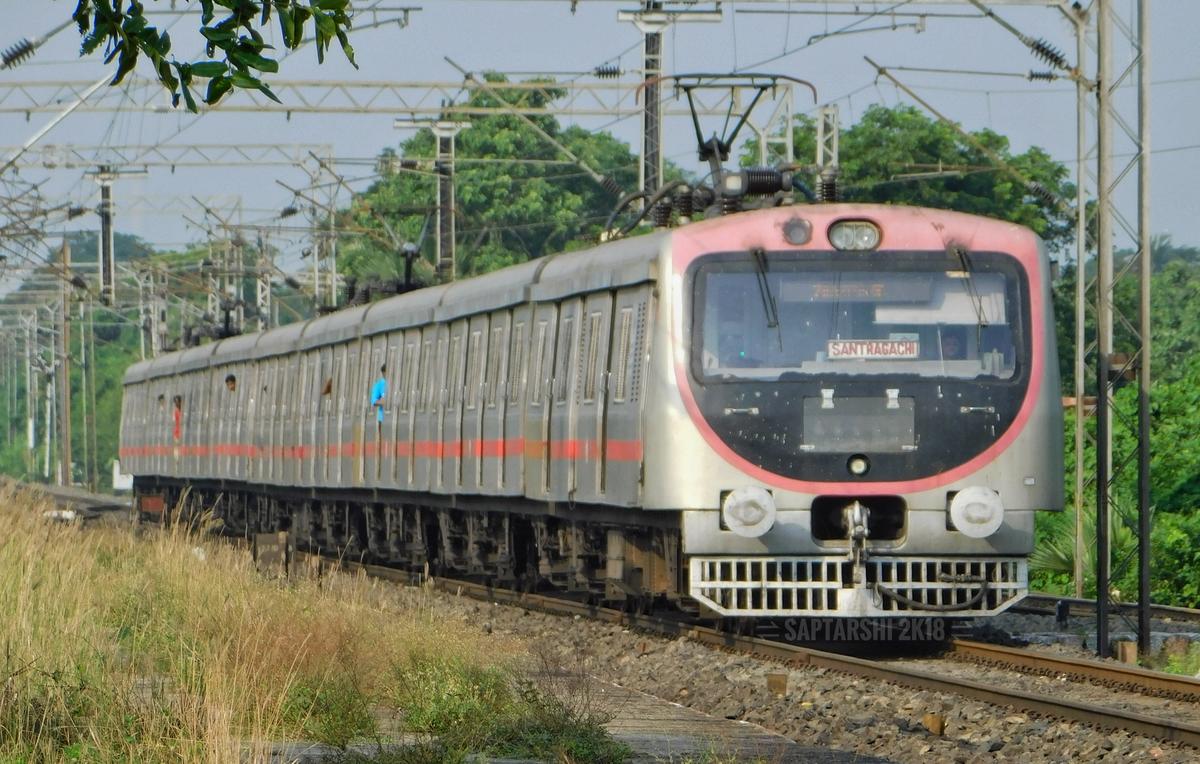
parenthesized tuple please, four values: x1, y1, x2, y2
(121, 204, 1063, 618)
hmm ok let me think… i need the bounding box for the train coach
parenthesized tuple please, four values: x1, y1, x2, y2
(120, 203, 1063, 620)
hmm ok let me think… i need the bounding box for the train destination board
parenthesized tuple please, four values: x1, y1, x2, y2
(827, 339, 920, 359)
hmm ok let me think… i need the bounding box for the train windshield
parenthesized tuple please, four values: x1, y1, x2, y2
(693, 252, 1023, 381)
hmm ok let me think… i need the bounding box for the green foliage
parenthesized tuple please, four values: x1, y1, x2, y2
(338, 77, 638, 281)
(282, 677, 378, 749)
(387, 657, 629, 762)
(749, 105, 1074, 251)
(1054, 234, 1200, 392)
(71, 0, 357, 111)
(1033, 353, 1200, 606)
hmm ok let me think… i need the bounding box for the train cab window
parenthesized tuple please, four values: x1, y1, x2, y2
(693, 254, 1023, 381)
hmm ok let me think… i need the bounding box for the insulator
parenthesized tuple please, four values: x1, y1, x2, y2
(593, 63, 621, 79)
(820, 177, 839, 203)
(1, 39, 34, 69)
(1027, 70, 1057, 82)
(674, 189, 694, 219)
(1028, 38, 1068, 70)
(721, 196, 740, 215)
(599, 175, 623, 196)
(743, 168, 785, 195)
(1025, 181, 1059, 208)
(651, 200, 672, 228)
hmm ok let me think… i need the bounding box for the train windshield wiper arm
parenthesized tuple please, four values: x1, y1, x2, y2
(951, 244, 989, 330)
(751, 247, 780, 330)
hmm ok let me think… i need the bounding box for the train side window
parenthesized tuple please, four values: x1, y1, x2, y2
(508, 322, 526, 406)
(554, 316, 574, 405)
(466, 329, 483, 410)
(447, 331, 463, 411)
(420, 337, 434, 411)
(486, 324, 504, 407)
(612, 308, 633, 402)
(583, 312, 603, 402)
(401, 340, 418, 412)
(387, 334, 402, 407)
(529, 321, 547, 405)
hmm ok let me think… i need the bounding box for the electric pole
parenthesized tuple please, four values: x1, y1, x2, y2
(95, 165, 116, 305)
(432, 120, 468, 282)
(619, 3, 721, 201)
(56, 240, 71, 485)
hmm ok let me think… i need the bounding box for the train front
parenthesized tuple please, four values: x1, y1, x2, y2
(661, 205, 1063, 620)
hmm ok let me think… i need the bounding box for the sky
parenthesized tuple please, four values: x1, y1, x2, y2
(1, 0, 1196, 287)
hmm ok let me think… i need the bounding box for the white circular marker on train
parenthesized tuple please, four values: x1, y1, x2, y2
(722, 486, 777, 538)
(949, 486, 1005, 539)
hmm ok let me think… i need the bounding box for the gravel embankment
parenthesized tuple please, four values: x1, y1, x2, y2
(421, 589, 1199, 764)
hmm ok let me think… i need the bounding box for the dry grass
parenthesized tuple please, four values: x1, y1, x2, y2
(0, 484, 624, 763)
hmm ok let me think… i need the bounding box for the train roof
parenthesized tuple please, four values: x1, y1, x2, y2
(124, 229, 668, 384)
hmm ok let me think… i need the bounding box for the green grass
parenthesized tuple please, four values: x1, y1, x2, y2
(0, 484, 628, 763)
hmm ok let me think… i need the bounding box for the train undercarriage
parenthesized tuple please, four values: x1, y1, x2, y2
(134, 478, 684, 612)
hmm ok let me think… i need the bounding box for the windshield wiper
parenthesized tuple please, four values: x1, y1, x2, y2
(950, 244, 989, 336)
(751, 247, 780, 329)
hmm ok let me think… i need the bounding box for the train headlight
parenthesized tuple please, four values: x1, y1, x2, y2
(722, 487, 777, 538)
(828, 220, 881, 251)
(949, 487, 1005, 539)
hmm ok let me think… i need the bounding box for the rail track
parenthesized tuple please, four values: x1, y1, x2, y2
(947, 639, 1200, 701)
(314, 554, 1200, 751)
(1015, 593, 1200, 625)
(14, 481, 1200, 751)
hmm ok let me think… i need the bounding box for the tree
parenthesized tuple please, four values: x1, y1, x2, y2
(337, 77, 639, 281)
(750, 105, 1074, 252)
(71, 0, 356, 110)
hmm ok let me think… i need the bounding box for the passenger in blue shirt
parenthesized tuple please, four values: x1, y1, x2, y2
(370, 365, 388, 429)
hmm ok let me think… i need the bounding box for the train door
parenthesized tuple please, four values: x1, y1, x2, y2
(603, 285, 653, 506)
(283, 354, 300, 484)
(441, 319, 468, 493)
(332, 343, 349, 487)
(548, 298, 582, 501)
(363, 335, 387, 487)
(348, 339, 369, 488)
(460, 313, 490, 494)
(199, 370, 213, 477)
(412, 328, 437, 491)
(262, 359, 274, 482)
(317, 346, 334, 484)
(573, 292, 614, 504)
(261, 358, 277, 484)
(379, 332, 403, 489)
(523, 303, 559, 502)
(480, 311, 510, 493)
(502, 306, 531, 495)
(243, 363, 256, 482)
(305, 350, 321, 486)
(395, 331, 421, 488)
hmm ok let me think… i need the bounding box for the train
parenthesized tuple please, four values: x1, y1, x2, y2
(120, 202, 1063, 620)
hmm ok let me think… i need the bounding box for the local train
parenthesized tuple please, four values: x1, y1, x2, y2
(120, 203, 1063, 619)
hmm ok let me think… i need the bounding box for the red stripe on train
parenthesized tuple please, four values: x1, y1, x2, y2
(122, 438, 643, 463)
